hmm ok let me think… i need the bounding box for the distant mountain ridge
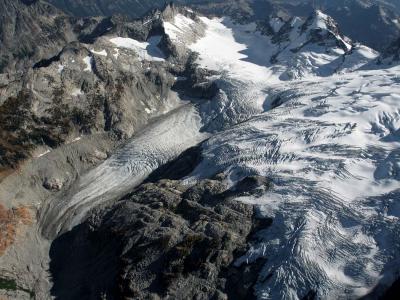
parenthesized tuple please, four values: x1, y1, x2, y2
(45, 0, 400, 50)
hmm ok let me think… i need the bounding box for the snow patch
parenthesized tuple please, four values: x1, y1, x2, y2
(71, 89, 83, 96)
(109, 36, 165, 61)
(82, 56, 92, 72)
(270, 17, 284, 33)
(190, 17, 274, 83)
(311, 10, 330, 30)
(66, 137, 82, 144)
(57, 64, 64, 73)
(36, 149, 50, 158)
(90, 49, 107, 56)
(164, 14, 196, 41)
(113, 48, 120, 59)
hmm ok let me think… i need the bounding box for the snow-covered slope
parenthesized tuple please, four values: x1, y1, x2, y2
(109, 35, 165, 61)
(161, 9, 379, 133)
(160, 10, 379, 136)
(164, 10, 378, 81)
(160, 9, 400, 299)
(187, 68, 400, 298)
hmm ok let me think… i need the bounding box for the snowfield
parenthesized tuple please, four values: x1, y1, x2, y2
(164, 14, 197, 41)
(109, 35, 165, 61)
(185, 11, 378, 82)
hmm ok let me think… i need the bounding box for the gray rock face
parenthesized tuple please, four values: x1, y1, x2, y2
(49, 175, 272, 300)
(228, 176, 272, 198)
(323, 1, 400, 51)
(0, 0, 76, 72)
(0, 43, 174, 170)
(47, 0, 171, 20)
(0, 0, 162, 73)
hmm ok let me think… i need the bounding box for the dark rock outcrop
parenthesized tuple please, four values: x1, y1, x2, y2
(228, 176, 272, 198)
(50, 176, 272, 299)
(378, 37, 400, 64)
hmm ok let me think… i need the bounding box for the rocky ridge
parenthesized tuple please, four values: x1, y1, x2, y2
(50, 174, 272, 299)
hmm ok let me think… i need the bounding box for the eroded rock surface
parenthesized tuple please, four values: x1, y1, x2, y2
(0, 204, 33, 256)
(50, 176, 272, 299)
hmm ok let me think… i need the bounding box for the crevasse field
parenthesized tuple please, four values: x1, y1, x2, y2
(45, 10, 400, 299)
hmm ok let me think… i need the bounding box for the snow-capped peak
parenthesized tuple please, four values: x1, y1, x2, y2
(301, 10, 352, 52)
(310, 10, 331, 30)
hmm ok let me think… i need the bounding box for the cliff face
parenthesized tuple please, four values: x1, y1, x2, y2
(46, 0, 169, 19)
(0, 0, 77, 72)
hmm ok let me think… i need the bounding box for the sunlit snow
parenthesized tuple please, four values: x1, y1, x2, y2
(82, 56, 92, 72)
(109, 36, 165, 61)
(90, 49, 107, 56)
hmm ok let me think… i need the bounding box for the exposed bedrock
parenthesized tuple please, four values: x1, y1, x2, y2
(49, 146, 273, 300)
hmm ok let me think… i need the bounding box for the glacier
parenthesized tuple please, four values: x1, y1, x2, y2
(168, 10, 400, 299)
(39, 8, 400, 299)
(189, 70, 400, 298)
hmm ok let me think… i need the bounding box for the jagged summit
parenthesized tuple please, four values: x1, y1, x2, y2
(308, 10, 334, 30)
(306, 10, 352, 52)
(298, 10, 352, 52)
(257, 9, 353, 53)
(158, 7, 378, 81)
(139, 2, 197, 26)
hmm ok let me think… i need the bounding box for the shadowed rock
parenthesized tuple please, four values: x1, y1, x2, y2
(50, 176, 272, 299)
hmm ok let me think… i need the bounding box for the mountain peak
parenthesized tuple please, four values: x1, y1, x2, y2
(311, 10, 331, 30)
(305, 9, 341, 33)
(301, 10, 352, 52)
